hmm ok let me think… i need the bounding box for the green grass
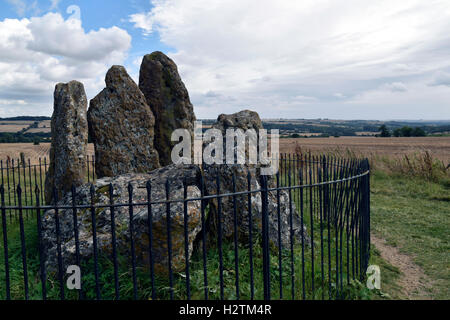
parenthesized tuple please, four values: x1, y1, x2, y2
(370, 170, 450, 299)
(0, 211, 373, 300)
(0, 161, 379, 300)
(2, 152, 448, 300)
(0, 213, 72, 300)
(0, 180, 376, 300)
(76, 234, 375, 300)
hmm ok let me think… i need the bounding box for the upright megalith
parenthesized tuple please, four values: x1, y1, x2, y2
(42, 165, 203, 274)
(139, 51, 196, 166)
(45, 81, 88, 204)
(202, 110, 309, 248)
(88, 65, 160, 178)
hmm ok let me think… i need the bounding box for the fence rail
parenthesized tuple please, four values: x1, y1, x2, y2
(0, 154, 370, 300)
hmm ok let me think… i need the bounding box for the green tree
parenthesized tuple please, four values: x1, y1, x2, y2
(400, 126, 413, 137)
(412, 127, 426, 137)
(379, 125, 391, 137)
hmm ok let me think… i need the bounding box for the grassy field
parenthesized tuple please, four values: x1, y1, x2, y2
(280, 137, 449, 300)
(370, 170, 449, 299)
(0, 161, 372, 300)
(0, 137, 448, 300)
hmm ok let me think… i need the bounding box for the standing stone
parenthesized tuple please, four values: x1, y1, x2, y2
(41, 165, 203, 275)
(139, 51, 196, 166)
(203, 110, 309, 248)
(215, 110, 264, 132)
(45, 81, 88, 204)
(214, 110, 264, 163)
(88, 65, 160, 178)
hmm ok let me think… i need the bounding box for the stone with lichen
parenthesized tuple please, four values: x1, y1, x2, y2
(139, 52, 196, 166)
(88, 65, 160, 178)
(202, 110, 309, 248)
(41, 164, 202, 275)
(45, 81, 88, 204)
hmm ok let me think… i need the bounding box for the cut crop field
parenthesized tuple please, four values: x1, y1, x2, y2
(24, 127, 51, 133)
(0, 124, 31, 133)
(0, 143, 95, 164)
(0, 120, 51, 134)
(37, 120, 51, 128)
(279, 136, 450, 162)
(0, 121, 35, 126)
(24, 120, 52, 133)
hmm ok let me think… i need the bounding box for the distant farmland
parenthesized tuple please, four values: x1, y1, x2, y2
(0, 143, 95, 164)
(0, 137, 448, 165)
(279, 136, 450, 162)
(0, 117, 51, 143)
(24, 127, 51, 133)
(0, 124, 30, 133)
(24, 120, 51, 133)
(0, 117, 449, 165)
(0, 120, 35, 133)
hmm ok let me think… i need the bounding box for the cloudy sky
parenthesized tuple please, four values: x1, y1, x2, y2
(0, 0, 449, 120)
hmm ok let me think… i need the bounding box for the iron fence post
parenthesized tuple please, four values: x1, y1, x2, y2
(260, 174, 270, 300)
(0, 185, 10, 300)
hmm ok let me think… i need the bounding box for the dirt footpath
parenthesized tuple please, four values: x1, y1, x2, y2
(371, 235, 433, 300)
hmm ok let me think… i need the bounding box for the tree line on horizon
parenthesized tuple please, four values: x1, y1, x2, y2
(378, 125, 427, 137)
(0, 117, 448, 143)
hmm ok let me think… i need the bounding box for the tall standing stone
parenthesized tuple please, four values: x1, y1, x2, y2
(139, 51, 196, 166)
(88, 65, 160, 178)
(45, 81, 88, 204)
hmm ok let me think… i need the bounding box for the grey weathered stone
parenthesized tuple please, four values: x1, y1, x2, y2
(88, 65, 160, 178)
(214, 110, 263, 133)
(203, 110, 308, 248)
(42, 164, 202, 275)
(139, 52, 196, 166)
(45, 81, 88, 204)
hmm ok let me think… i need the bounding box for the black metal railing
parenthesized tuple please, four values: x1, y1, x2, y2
(0, 154, 370, 300)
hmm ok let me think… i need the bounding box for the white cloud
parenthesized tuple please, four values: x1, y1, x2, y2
(6, 0, 26, 16)
(130, 0, 450, 119)
(333, 93, 346, 99)
(0, 12, 131, 116)
(6, 0, 42, 17)
(429, 71, 450, 87)
(27, 14, 130, 62)
(132, 56, 143, 67)
(49, 0, 60, 10)
(0, 99, 27, 105)
(204, 90, 221, 98)
(129, 11, 155, 36)
(382, 82, 408, 92)
(293, 95, 317, 103)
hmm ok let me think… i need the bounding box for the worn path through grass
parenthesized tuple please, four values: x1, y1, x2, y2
(371, 235, 432, 299)
(370, 171, 449, 300)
